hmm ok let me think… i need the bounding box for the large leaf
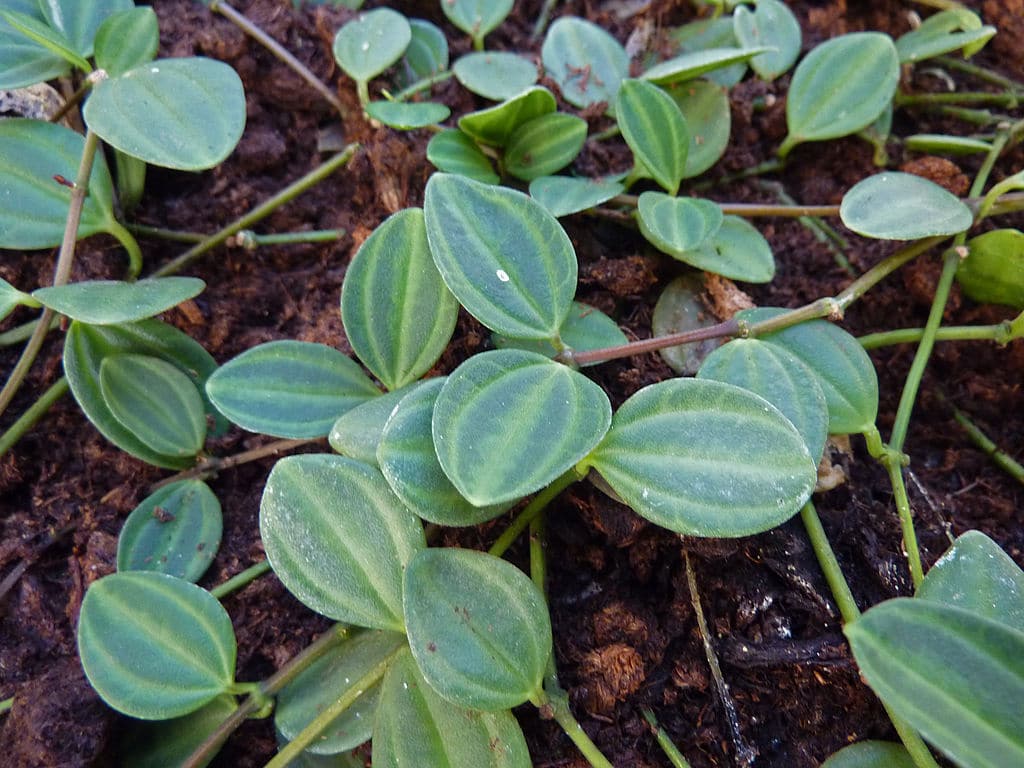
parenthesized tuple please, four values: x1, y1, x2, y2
(733, 0, 801, 81)
(453, 51, 537, 101)
(33, 277, 204, 325)
(93, 7, 159, 75)
(260, 454, 425, 631)
(675, 214, 775, 282)
(0, 0, 70, 89)
(586, 378, 816, 537)
(504, 112, 587, 182)
(342, 208, 458, 391)
(821, 741, 917, 768)
(84, 57, 246, 170)
(373, 647, 532, 768)
(846, 598, 1024, 768)
(432, 350, 611, 506)
(840, 172, 972, 240)
(78, 571, 236, 720)
(205, 340, 380, 439)
(441, 0, 512, 47)
(38, 0, 134, 57)
(332, 8, 411, 84)
(457, 86, 556, 147)
(403, 549, 551, 711)
(616, 79, 688, 195)
(423, 173, 577, 340)
(636, 192, 723, 257)
(957, 229, 1024, 309)
(542, 16, 628, 109)
(0, 119, 118, 249)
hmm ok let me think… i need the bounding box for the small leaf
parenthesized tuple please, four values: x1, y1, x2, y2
(453, 52, 538, 101)
(957, 229, 1024, 309)
(397, 18, 448, 87)
(38, 0, 134, 57)
(332, 8, 411, 84)
(846, 599, 1024, 768)
(651, 275, 724, 375)
(329, 385, 422, 466)
(666, 79, 731, 179)
(260, 454, 425, 631)
(896, 10, 995, 64)
(94, 7, 159, 75)
(404, 548, 551, 711)
(377, 378, 512, 526)
(84, 57, 246, 170)
(441, 0, 513, 47)
(342, 208, 458, 391)
(505, 112, 588, 182)
(675, 215, 775, 282)
(616, 79, 688, 195)
(206, 340, 380, 439)
(493, 301, 628, 367)
(78, 571, 236, 720)
(0, 278, 35, 323)
(542, 16, 628, 109)
(373, 647, 532, 768)
(587, 378, 816, 537)
(668, 17, 747, 88)
(637, 192, 723, 257)
(642, 47, 769, 85)
(117, 479, 222, 583)
(903, 134, 992, 156)
(276, 630, 406, 755)
(119, 695, 238, 768)
(528, 175, 624, 218)
(424, 173, 577, 339)
(426, 129, 499, 184)
(364, 100, 449, 129)
(432, 350, 611, 506)
(33, 277, 204, 325)
(821, 742, 917, 768)
(458, 86, 556, 147)
(840, 172, 972, 240)
(733, 0, 801, 81)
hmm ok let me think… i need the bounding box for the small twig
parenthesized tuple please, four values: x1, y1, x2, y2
(150, 438, 321, 492)
(948, 402, 1024, 486)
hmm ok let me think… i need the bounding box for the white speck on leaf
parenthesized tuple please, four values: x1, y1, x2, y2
(496, 269, 510, 282)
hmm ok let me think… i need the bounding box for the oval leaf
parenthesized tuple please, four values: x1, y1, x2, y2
(493, 301, 628, 367)
(453, 51, 538, 101)
(33, 277, 204, 325)
(94, 7, 158, 75)
(404, 548, 552, 711)
(364, 100, 449, 129)
(78, 571, 236, 720)
(397, 18, 448, 87)
(528, 175, 624, 218)
(542, 16, 628, 109)
(667, 79, 731, 179)
(426, 129, 498, 184)
(424, 173, 577, 339)
(957, 229, 1024, 309)
(637, 191, 724, 257)
(432, 350, 612, 506)
(840, 172, 972, 240)
(260, 454, 425, 631)
(822, 742, 917, 768)
(441, 0, 512, 46)
(733, 0, 801, 81)
(332, 8, 411, 84)
(652, 274, 724, 375)
(616, 79, 688, 195)
(329, 385, 421, 466)
(505, 112, 587, 182)
(676, 215, 775, 282)
(458, 85, 556, 147)
(587, 378, 817, 537)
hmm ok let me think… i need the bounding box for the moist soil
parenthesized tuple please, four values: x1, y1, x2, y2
(1, 1, 1023, 766)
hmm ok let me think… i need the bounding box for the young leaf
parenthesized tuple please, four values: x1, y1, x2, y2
(846, 599, 1024, 768)
(100, 354, 207, 458)
(957, 229, 1024, 309)
(426, 129, 499, 184)
(78, 571, 236, 720)
(642, 46, 770, 85)
(542, 16, 629, 109)
(0, 0, 70, 89)
(840, 172, 973, 240)
(504, 112, 587, 182)
(0, 278, 36, 323)
(453, 52, 538, 101)
(528, 175, 624, 218)
(616, 79, 688, 195)
(397, 18, 448, 87)
(733, 0, 801, 81)
(821, 741, 917, 768)
(636, 192, 724, 257)
(493, 301, 628, 367)
(675, 214, 775, 282)
(666, 79, 731, 179)
(342, 208, 458, 391)
(32, 277, 205, 325)
(332, 8, 411, 85)
(364, 100, 450, 129)
(206, 340, 380, 439)
(84, 57, 246, 170)
(423, 173, 577, 340)
(432, 350, 611, 507)
(377, 378, 512, 527)
(275, 630, 406, 755)
(38, 0, 133, 57)
(373, 647, 532, 768)
(781, 32, 899, 157)
(668, 17, 747, 88)
(441, 0, 512, 48)
(458, 86, 556, 147)
(260, 454, 425, 631)
(403, 548, 552, 711)
(329, 385, 421, 466)
(118, 695, 238, 768)
(896, 9, 996, 64)
(93, 7, 159, 76)
(586, 378, 817, 537)
(117, 479, 222, 583)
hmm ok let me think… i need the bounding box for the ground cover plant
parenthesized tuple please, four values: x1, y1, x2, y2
(1, 0, 1023, 766)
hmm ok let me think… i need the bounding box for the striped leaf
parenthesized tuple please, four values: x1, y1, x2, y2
(458, 86, 556, 147)
(637, 192, 723, 256)
(505, 112, 587, 182)
(33, 277, 204, 325)
(616, 79, 687, 195)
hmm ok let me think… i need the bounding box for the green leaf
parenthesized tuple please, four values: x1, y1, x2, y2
(364, 100, 450, 129)
(426, 129, 498, 184)
(33, 277, 204, 325)
(665, 79, 731, 179)
(373, 647, 532, 768)
(38, 0, 134, 57)
(741, 308, 879, 435)
(65, 319, 226, 469)
(896, 10, 995, 63)
(528, 175, 624, 218)
(397, 18, 448, 87)
(377, 378, 512, 526)
(733, 0, 801, 81)
(84, 57, 246, 170)
(957, 229, 1024, 309)
(328, 385, 422, 466)
(424, 173, 577, 339)
(332, 8, 411, 84)
(0, 1, 70, 89)
(432, 350, 611, 506)
(698, 339, 829, 463)
(668, 17, 747, 88)
(840, 172, 973, 240)
(441, 0, 512, 47)
(276, 630, 406, 755)
(505, 112, 587, 182)
(587, 378, 817, 537)
(100, 354, 207, 458)
(542, 16, 628, 109)
(636, 192, 723, 257)
(846, 598, 1024, 768)
(493, 301, 628, 367)
(119, 694, 238, 768)
(458, 86, 556, 147)
(260, 454, 425, 631)
(0, 119, 118, 249)
(78, 571, 236, 720)
(821, 741, 917, 768)
(642, 47, 769, 85)
(404, 548, 551, 710)
(917, 530, 1024, 633)
(342, 208, 458, 391)
(616, 79, 688, 195)
(0, 9, 89, 71)
(0, 278, 36, 323)
(687, 215, 776, 282)
(94, 7, 159, 75)
(782, 32, 899, 156)
(903, 134, 993, 156)
(206, 340, 380, 439)
(117, 479, 222, 583)
(453, 52, 538, 101)
(651, 274, 724, 375)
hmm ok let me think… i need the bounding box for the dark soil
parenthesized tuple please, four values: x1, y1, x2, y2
(1, 1, 1022, 767)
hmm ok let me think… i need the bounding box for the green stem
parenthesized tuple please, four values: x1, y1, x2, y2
(105, 219, 143, 278)
(884, 456, 926, 589)
(210, 560, 272, 600)
(799, 501, 860, 624)
(151, 438, 320, 491)
(934, 55, 1024, 93)
(488, 468, 583, 558)
(532, 686, 614, 768)
(389, 70, 454, 102)
(531, 0, 560, 41)
(0, 697, 12, 715)
(233, 229, 345, 249)
(356, 79, 370, 107)
(0, 317, 58, 348)
(0, 378, 70, 458)
(896, 91, 1020, 108)
(949, 404, 1024, 485)
(642, 709, 692, 768)
(859, 321, 1019, 349)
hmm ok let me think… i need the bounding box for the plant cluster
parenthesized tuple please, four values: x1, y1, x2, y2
(2, 1, 1024, 767)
